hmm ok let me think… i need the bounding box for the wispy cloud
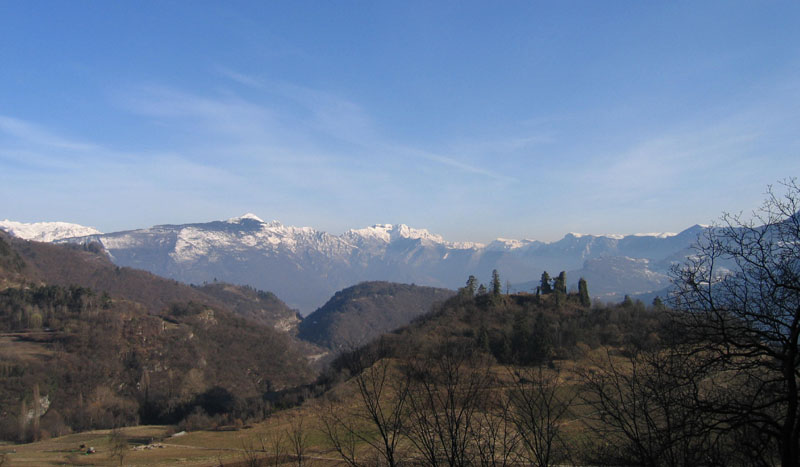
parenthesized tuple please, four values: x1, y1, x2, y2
(215, 66, 264, 88)
(0, 116, 100, 152)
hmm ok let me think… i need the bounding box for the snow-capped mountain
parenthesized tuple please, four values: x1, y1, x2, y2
(0, 219, 102, 242)
(2, 214, 706, 313)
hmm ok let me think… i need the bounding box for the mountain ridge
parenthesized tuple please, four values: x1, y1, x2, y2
(1, 215, 706, 313)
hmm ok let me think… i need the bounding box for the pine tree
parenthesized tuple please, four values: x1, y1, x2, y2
(477, 284, 487, 296)
(578, 277, 591, 307)
(554, 271, 567, 294)
(652, 296, 664, 309)
(540, 271, 552, 294)
(492, 269, 502, 297)
(464, 275, 478, 297)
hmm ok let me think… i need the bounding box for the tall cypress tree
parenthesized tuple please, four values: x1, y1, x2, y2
(554, 271, 567, 294)
(578, 277, 591, 307)
(464, 275, 477, 297)
(491, 269, 502, 297)
(540, 271, 552, 294)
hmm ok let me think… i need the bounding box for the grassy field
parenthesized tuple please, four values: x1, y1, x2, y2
(1, 408, 347, 466)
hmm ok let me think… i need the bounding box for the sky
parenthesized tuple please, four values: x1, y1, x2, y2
(1, 1, 799, 243)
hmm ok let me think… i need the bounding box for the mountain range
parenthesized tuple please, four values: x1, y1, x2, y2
(0, 215, 705, 313)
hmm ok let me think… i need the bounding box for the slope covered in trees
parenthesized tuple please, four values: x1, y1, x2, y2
(0, 232, 317, 442)
(196, 282, 302, 333)
(297, 281, 455, 350)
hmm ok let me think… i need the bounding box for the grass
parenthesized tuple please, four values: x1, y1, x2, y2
(1, 406, 349, 466)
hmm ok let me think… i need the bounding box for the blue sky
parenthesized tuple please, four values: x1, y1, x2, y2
(1, 1, 799, 242)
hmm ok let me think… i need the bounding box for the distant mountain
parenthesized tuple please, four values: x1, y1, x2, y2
(1, 215, 707, 313)
(0, 219, 101, 242)
(298, 281, 455, 351)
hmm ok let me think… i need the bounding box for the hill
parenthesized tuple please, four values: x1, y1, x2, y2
(0, 232, 317, 442)
(195, 282, 301, 334)
(297, 281, 455, 351)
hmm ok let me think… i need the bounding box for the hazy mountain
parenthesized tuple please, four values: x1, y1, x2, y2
(298, 281, 455, 351)
(1, 215, 706, 313)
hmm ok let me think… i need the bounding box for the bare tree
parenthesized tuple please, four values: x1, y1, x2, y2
(108, 427, 128, 466)
(241, 437, 265, 467)
(261, 431, 287, 467)
(580, 349, 728, 467)
(671, 179, 800, 467)
(403, 341, 492, 467)
(322, 344, 411, 466)
(31, 384, 41, 442)
(286, 417, 309, 467)
(508, 366, 573, 467)
(471, 389, 521, 467)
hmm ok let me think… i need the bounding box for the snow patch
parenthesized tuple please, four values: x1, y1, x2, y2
(227, 213, 265, 223)
(632, 232, 678, 238)
(0, 219, 102, 242)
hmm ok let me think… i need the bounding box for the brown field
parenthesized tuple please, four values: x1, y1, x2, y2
(0, 333, 56, 362)
(1, 409, 347, 466)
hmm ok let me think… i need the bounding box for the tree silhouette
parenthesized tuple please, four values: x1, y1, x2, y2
(671, 179, 800, 467)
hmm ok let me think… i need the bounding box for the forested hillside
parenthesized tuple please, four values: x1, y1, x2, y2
(298, 281, 454, 350)
(0, 232, 317, 442)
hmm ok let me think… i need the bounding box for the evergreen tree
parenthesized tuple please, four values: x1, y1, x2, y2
(464, 275, 478, 297)
(554, 271, 567, 294)
(477, 284, 487, 296)
(652, 296, 664, 309)
(540, 271, 552, 294)
(492, 269, 502, 297)
(578, 277, 591, 307)
(622, 295, 633, 307)
(476, 325, 490, 354)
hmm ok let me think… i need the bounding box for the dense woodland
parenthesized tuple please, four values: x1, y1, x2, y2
(298, 281, 455, 350)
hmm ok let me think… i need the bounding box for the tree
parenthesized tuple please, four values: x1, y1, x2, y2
(492, 269, 502, 297)
(286, 417, 309, 467)
(477, 284, 488, 296)
(31, 384, 41, 442)
(553, 272, 567, 295)
(464, 275, 478, 297)
(578, 278, 591, 307)
(671, 179, 800, 467)
(109, 427, 128, 466)
(580, 349, 726, 466)
(322, 344, 410, 467)
(403, 342, 493, 466)
(509, 366, 573, 467)
(540, 272, 552, 295)
(652, 296, 664, 310)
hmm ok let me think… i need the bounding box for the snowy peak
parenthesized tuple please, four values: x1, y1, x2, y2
(348, 223, 442, 242)
(226, 213, 266, 224)
(343, 223, 479, 249)
(0, 219, 102, 242)
(486, 238, 538, 251)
